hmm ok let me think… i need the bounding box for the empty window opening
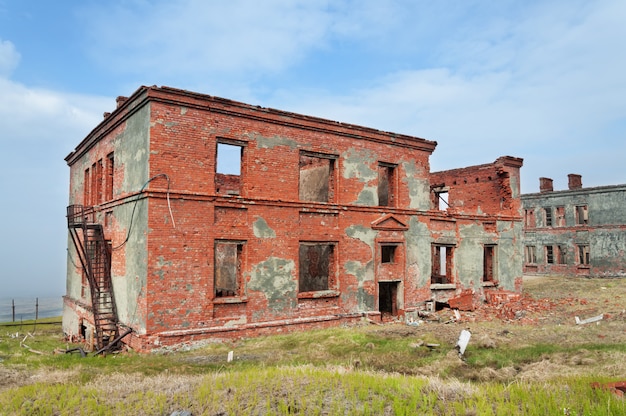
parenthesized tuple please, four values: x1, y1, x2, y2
(431, 245, 454, 284)
(378, 163, 396, 207)
(546, 245, 554, 264)
(556, 245, 567, 264)
(90, 162, 97, 205)
(299, 153, 335, 203)
(524, 209, 536, 228)
(84, 168, 91, 206)
(577, 244, 590, 265)
(216, 142, 244, 195)
(378, 281, 398, 316)
(105, 152, 114, 201)
(483, 245, 496, 282)
(214, 241, 244, 297)
(299, 243, 334, 292)
(575, 205, 588, 225)
(381, 245, 397, 264)
(96, 159, 104, 204)
(436, 191, 449, 210)
(544, 208, 553, 227)
(525, 245, 537, 264)
(555, 206, 565, 227)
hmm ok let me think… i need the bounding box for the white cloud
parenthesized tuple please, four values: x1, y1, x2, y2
(0, 77, 111, 145)
(261, 1, 626, 191)
(79, 0, 338, 76)
(0, 38, 19, 76)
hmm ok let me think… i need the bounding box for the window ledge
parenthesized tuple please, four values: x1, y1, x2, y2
(213, 296, 248, 304)
(481, 281, 498, 287)
(430, 283, 456, 290)
(298, 290, 340, 299)
(577, 265, 590, 269)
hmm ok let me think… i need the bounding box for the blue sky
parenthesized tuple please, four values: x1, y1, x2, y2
(0, 0, 624, 297)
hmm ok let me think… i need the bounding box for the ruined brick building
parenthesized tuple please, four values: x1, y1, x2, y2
(522, 175, 626, 277)
(64, 86, 524, 351)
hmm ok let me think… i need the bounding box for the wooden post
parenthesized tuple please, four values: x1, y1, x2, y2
(12, 299, 15, 322)
(36, 298, 39, 320)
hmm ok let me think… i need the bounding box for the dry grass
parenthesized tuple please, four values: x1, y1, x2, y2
(1, 275, 625, 415)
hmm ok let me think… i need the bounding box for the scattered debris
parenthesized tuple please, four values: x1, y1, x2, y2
(227, 351, 234, 362)
(409, 340, 424, 349)
(448, 290, 476, 311)
(575, 314, 604, 325)
(456, 329, 472, 356)
(170, 411, 193, 416)
(425, 343, 440, 350)
(591, 381, 626, 398)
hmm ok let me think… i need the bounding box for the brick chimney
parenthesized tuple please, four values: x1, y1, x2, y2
(539, 177, 553, 193)
(568, 174, 582, 190)
(116, 96, 128, 108)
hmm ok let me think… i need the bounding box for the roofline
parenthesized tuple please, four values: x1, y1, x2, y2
(521, 183, 626, 199)
(66, 85, 438, 165)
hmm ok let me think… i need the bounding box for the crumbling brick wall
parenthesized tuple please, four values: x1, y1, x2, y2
(64, 86, 525, 350)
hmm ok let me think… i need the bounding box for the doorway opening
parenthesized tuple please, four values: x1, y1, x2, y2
(378, 281, 399, 318)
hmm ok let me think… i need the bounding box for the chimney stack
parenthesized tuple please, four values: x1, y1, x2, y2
(116, 96, 128, 108)
(539, 177, 553, 193)
(568, 174, 582, 190)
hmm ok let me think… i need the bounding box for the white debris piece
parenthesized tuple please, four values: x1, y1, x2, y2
(456, 329, 471, 356)
(575, 314, 604, 325)
(227, 350, 234, 362)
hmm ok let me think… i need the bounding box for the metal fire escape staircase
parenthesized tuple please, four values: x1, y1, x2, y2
(67, 205, 120, 350)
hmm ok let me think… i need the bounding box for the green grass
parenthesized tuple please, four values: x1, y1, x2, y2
(1, 322, 625, 415)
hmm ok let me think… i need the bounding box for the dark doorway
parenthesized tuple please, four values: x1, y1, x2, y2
(378, 282, 398, 316)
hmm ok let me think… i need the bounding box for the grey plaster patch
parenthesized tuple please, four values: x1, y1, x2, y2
(345, 224, 377, 248)
(342, 148, 377, 182)
(405, 216, 432, 287)
(246, 132, 301, 149)
(355, 186, 377, 206)
(344, 260, 375, 310)
(253, 217, 276, 238)
(248, 257, 297, 315)
(402, 160, 431, 210)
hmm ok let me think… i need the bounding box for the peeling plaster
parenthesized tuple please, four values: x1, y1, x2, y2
(345, 224, 377, 250)
(344, 260, 375, 310)
(253, 216, 276, 238)
(405, 217, 431, 287)
(342, 148, 377, 182)
(248, 257, 297, 317)
(402, 160, 431, 210)
(246, 132, 301, 149)
(355, 186, 377, 206)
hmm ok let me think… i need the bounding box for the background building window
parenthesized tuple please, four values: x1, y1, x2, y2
(525, 245, 536, 264)
(576, 205, 589, 225)
(544, 207, 553, 227)
(546, 245, 554, 264)
(577, 244, 590, 265)
(524, 209, 535, 228)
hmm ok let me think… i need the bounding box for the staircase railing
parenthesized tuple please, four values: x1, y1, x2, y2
(67, 204, 120, 350)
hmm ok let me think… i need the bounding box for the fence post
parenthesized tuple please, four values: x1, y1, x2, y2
(36, 298, 39, 320)
(12, 299, 15, 322)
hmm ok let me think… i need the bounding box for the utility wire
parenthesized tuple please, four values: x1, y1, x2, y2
(112, 173, 175, 251)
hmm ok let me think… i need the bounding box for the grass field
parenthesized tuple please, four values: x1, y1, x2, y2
(1, 276, 625, 415)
